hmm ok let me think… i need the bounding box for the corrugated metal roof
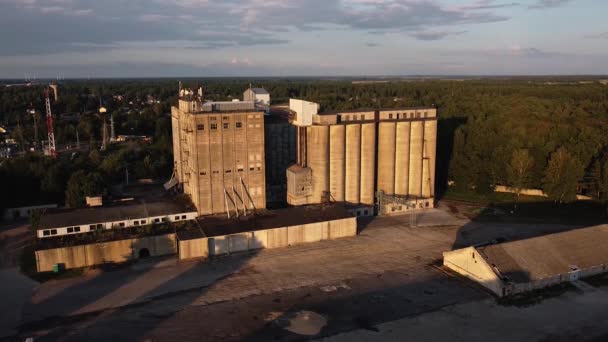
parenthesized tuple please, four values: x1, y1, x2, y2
(477, 225, 608, 283)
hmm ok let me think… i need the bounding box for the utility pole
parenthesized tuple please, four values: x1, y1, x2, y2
(44, 87, 57, 157)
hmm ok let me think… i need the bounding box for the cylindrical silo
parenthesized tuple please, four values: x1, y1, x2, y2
(360, 123, 376, 205)
(329, 125, 346, 202)
(395, 121, 411, 196)
(423, 120, 437, 198)
(345, 124, 361, 204)
(408, 121, 423, 197)
(377, 122, 396, 195)
(308, 125, 330, 203)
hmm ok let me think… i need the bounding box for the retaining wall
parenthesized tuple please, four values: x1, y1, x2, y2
(35, 234, 177, 272)
(178, 217, 356, 260)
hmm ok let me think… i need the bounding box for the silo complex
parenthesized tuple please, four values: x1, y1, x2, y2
(286, 100, 437, 216)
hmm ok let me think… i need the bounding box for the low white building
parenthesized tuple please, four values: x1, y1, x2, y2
(443, 225, 608, 297)
(36, 200, 197, 239)
(243, 87, 270, 106)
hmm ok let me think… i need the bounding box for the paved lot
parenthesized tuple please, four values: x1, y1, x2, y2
(321, 285, 608, 342)
(8, 208, 602, 340)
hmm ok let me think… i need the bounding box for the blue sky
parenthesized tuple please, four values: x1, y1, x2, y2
(0, 0, 606, 77)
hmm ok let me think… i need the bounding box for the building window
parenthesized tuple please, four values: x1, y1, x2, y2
(360, 115, 365, 120)
(364, 209, 369, 215)
(210, 123, 217, 130)
(43, 230, 50, 236)
(223, 116, 229, 120)
(225, 170, 232, 173)
(238, 168, 244, 172)
(119, 222, 126, 227)
(175, 216, 180, 220)
(223, 123, 229, 129)
(389, 113, 393, 119)
(67, 227, 80, 233)
(162, 217, 168, 222)
(90, 224, 96, 229)
(197, 124, 204, 130)
(212, 170, 219, 174)
(181, 215, 187, 220)
(200, 171, 207, 176)
(50, 229, 57, 235)
(236, 122, 242, 128)
(141, 219, 146, 224)
(154, 218, 160, 223)
(134, 221, 139, 226)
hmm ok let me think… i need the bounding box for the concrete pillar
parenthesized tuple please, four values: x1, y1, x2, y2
(409, 121, 423, 197)
(360, 123, 376, 205)
(345, 124, 361, 204)
(377, 122, 396, 195)
(395, 121, 411, 196)
(329, 125, 346, 202)
(308, 125, 330, 203)
(423, 120, 437, 198)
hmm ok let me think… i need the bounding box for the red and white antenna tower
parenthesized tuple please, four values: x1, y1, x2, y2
(44, 87, 57, 157)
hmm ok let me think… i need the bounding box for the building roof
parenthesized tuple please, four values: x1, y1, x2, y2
(38, 200, 195, 230)
(250, 88, 269, 95)
(477, 225, 608, 283)
(178, 204, 353, 239)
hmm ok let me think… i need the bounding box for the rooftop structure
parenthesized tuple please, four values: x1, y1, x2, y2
(171, 87, 266, 216)
(443, 225, 608, 297)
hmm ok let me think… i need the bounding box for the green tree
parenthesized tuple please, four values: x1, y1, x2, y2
(542, 147, 584, 203)
(507, 149, 535, 204)
(65, 170, 106, 208)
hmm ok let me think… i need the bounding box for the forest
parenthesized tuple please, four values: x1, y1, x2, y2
(1, 77, 608, 210)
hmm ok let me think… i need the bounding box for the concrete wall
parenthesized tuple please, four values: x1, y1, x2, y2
(35, 234, 177, 272)
(443, 247, 504, 296)
(178, 217, 357, 260)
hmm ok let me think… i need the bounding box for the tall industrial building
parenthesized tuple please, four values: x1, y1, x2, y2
(286, 99, 437, 215)
(171, 88, 266, 216)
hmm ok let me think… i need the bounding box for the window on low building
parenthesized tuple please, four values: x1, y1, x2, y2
(175, 216, 180, 220)
(50, 229, 57, 235)
(140, 219, 146, 224)
(223, 123, 229, 129)
(197, 124, 204, 130)
(43, 230, 51, 236)
(119, 222, 126, 227)
(154, 218, 160, 223)
(162, 217, 168, 222)
(67, 227, 74, 233)
(210, 123, 217, 130)
(389, 113, 393, 119)
(236, 122, 242, 128)
(181, 215, 187, 219)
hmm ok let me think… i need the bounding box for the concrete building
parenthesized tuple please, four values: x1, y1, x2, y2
(286, 99, 437, 216)
(264, 108, 297, 207)
(443, 225, 608, 297)
(171, 88, 267, 216)
(36, 200, 197, 239)
(243, 87, 270, 106)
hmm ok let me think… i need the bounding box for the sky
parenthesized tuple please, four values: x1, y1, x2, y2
(0, 0, 606, 77)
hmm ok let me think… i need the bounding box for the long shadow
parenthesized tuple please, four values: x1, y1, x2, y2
(451, 199, 608, 250)
(19, 234, 178, 326)
(21, 235, 262, 341)
(435, 117, 467, 199)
